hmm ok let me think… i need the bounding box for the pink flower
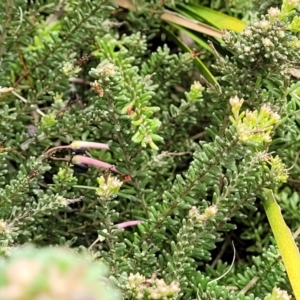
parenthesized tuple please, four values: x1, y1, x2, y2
(124, 175, 132, 181)
(116, 220, 142, 229)
(72, 155, 117, 172)
(70, 141, 109, 150)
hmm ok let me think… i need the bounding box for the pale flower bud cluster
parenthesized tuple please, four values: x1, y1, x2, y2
(55, 195, 69, 207)
(211, 1, 300, 103)
(89, 62, 119, 97)
(126, 273, 180, 299)
(91, 62, 116, 78)
(255, 20, 271, 31)
(229, 95, 244, 115)
(188, 81, 205, 101)
(221, 7, 300, 69)
(256, 152, 288, 183)
(265, 287, 291, 300)
(55, 195, 83, 207)
(188, 206, 218, 223)
(267, 155, 289, 183)
(61, 61, 81, 76)
(268, 7, 281, 19)
(262, 38, 273, 47)
(0, 247, 119, 300)
(287, 0, 299, 5)
(229, 96, 280, 145)
(243, 29, 252, 37)
(96, 175, 123, 199)
(0, 86, 14, 96)
(0, 219, 9, 233)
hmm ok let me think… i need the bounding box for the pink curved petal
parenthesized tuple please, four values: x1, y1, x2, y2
(72, 155, 117, 172)
(116, 220, 142, 229)
(71, 141, 109, 150)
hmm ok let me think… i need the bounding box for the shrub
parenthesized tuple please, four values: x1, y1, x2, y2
(0, 0, 300, 299)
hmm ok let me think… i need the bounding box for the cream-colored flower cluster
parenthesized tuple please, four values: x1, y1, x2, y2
(188, 205, 218, 223)
(229, 96, 280, 144)
(126, 273, 180, 299)
(96, 175, 123, 200)
(264, 287, 291, 300)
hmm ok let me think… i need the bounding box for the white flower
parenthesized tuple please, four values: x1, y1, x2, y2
(244, 46, 251, 52)
(61, 61, 81, 76)
(243, 29, 252, 37)
(259, 20, 271, 30)
(204, 205, 218, 219)
(286, 0, 299, 5)
(97, 62, 116, 77)
(268, 7, 281, 18)
(262, 38, 273, 47)
(272, 287, 291, 300)
(229, 95, 244, 108)
(96, 175, 123, 199)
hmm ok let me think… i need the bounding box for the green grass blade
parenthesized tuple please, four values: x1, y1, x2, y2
(178, 4, 246, 32)
(170, 23, 213, 53)
(263, 188, 300, 300)
(162, 25, 217, 85)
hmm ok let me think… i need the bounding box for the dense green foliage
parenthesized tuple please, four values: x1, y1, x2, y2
(0, 0, 300, 299)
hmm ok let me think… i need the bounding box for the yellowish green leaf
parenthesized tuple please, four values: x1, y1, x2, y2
(178, 4, 246, 32)
(263, 188, 300, 300)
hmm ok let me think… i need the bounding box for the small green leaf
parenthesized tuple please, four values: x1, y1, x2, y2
(222, 156, 237, 171)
